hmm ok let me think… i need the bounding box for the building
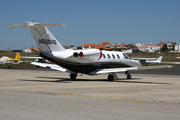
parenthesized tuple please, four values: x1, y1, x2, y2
(166, 42, 176, 50)
(96, 45, 106, 50)
(137, 42, 164, 53)
(126, 44, 137, 53)
(23, 48, 39, 53)
(83, 44, 97, 49)
(135, 43, 144, 47)
(175, 43, 180, 52)
(113, 43, 127, 51)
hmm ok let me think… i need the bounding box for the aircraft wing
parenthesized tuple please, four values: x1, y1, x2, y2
(138, 65, 173, 70)
(31, 62, 75, 73)
(89, 67, 138, 75)
(132, 58, 157, 60)
(21, 56, 42, 59)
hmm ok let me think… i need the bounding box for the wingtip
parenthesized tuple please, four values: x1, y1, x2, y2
(62, 24, 67, 27)
(6, 26, 12, 29)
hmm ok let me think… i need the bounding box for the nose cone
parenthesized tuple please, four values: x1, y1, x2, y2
(132, 60, 142, 67)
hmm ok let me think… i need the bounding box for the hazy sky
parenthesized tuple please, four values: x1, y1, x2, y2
(0, 0, 180, 50)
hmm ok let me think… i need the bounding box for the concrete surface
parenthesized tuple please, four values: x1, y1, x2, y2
(0, 68, 180, 119)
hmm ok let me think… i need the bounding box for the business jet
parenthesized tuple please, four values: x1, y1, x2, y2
(7, 22, 141, 81)
(0, 53, 24, 68)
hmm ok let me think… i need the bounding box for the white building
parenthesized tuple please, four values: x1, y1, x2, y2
(145, 46, 160, 53)
(23, 48, 32, 53)
(175, 43, 180, 52)
(135, 43, 144, 47)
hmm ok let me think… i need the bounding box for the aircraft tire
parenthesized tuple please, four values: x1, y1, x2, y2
(70, 73, 77, 80)
(108, 75, 114, 81)
(127, 73, 131, 79)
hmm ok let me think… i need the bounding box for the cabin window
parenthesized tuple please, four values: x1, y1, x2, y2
(103, 54, 106, 59)
(112, 54, 115, 59)
(117, 54, 120, 59)
(107, 54, 111, 59)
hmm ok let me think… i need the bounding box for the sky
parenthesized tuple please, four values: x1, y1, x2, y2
(0, 0, 180, 50)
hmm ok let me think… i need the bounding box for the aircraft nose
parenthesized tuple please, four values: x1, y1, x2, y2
(133, 60, 142, 67)
(137, 61, 142, 66)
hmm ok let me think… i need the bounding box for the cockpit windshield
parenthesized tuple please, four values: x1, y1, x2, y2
(122, 53, 131, 60)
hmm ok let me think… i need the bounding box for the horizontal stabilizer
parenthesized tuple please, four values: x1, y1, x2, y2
(7, 22, 67, 29)
(7, 22, 67, 52)
(31, 62, 74, 73)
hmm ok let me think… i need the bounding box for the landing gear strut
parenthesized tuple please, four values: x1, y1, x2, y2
(70, 73, 77, 80)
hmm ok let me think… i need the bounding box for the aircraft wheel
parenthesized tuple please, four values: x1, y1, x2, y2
(127, 73, 131, 79)
(70, 73, 77, 80)
(108, 75, 114, 81)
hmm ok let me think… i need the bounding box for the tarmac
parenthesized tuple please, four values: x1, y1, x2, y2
(0, 66, 180, 119)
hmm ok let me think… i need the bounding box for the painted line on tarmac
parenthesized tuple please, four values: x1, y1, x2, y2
(1, 89, 179, 104)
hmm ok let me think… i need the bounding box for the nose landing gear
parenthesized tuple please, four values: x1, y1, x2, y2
(70, 73, 77, 80)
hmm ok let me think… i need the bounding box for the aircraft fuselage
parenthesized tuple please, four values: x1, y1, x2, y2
(40, 50, 141, 74)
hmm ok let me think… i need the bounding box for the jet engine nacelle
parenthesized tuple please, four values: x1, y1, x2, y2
(73, 49, 102, 60)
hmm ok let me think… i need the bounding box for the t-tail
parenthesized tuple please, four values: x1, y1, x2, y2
(7, 22, 67, 52)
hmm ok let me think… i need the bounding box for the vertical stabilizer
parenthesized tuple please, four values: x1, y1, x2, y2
(15, 53, 21, 62)
(7, 22, 67, 52)
(157, 56, 163, 63)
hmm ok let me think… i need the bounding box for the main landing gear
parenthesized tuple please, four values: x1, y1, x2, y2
(125, 71, 131, 79)
(108, 74, 114, 81)
(107, 72, 132, 81)
(70, 72, 132, 81)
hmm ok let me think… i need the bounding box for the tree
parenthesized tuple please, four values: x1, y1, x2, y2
(161, 44, 168, 52)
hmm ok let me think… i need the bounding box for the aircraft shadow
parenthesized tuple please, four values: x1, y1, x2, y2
(18, 76, 173, 85)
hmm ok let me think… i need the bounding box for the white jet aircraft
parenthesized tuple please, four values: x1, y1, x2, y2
(7, 22, 141, 81)
(134, 56, 163, 66)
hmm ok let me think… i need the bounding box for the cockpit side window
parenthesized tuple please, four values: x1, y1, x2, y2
(123, 53, 131, 59)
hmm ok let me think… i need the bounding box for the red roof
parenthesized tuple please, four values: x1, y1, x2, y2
(159, 42, 165, 45)
(28, 48, 40, 51)
(101, 42, 110, 45)
(137, 45, 150, 49)
(118, 43, 126, 47)
(96, 45, 106, 49)
(35, 48, 40, 51)
(84, 44, 97, 47)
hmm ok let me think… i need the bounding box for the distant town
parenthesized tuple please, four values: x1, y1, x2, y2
(7, 41, 180, 54)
